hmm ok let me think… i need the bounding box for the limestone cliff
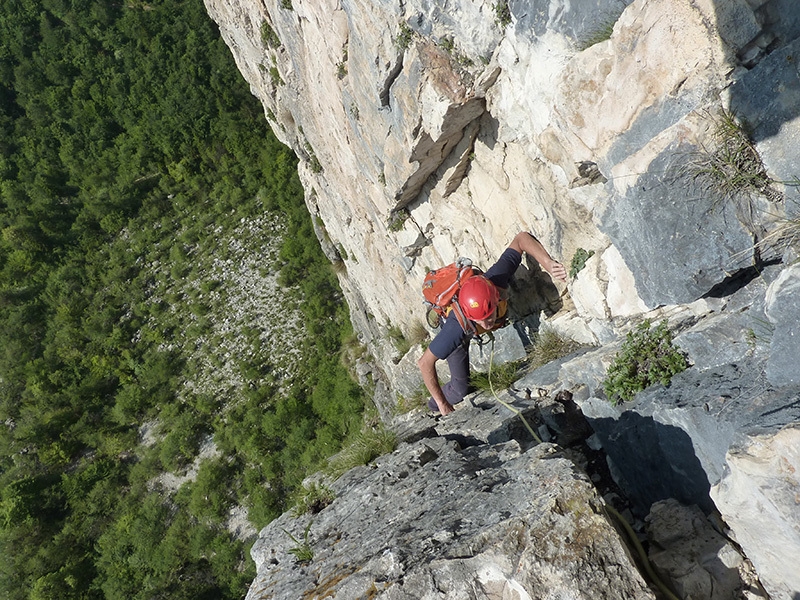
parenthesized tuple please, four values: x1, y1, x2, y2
(204, 0, 800, 597)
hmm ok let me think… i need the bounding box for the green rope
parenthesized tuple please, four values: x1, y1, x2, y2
(487, 337, 542, 444)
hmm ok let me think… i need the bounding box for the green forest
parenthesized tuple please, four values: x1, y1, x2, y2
(0, 1, 365, 598)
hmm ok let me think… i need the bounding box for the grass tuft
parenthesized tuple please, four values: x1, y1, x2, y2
(471, 360, 520, 391)
(578, 18, 617, 51)
(291, 482, 335, 516)
(687, 109, 780, 203)
(407, 319, 430, 347)
(754, 216, 800, 256)
(396, 384, 430, 414)
(528, 327, 583, 369)
(388, 325, 410, 357)
(283, 521, 313, 563)
(326, 425, 397, 480)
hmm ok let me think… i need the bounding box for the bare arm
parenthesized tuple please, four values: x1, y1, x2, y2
(509, 231, 567, 282)
(417, 348, 454, 415)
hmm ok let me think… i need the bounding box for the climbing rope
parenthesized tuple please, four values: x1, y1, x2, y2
(484, 334, 678, 599)
(604, 504, 681, 600)
(486, 336, 543, 444)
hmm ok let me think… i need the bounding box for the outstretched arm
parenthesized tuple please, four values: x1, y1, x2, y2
(417, 348, 454, 415)
(509, 231, 567, 282)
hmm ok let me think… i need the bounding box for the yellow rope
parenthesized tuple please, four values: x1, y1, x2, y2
(485, 335, 678, 599)
(605, 504, 681, 600)
(487, 337, 542, 444)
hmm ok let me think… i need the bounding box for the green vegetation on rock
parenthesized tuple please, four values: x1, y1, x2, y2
(569, 248, 595, 278)
(603, 320, 688, 405)
(493, 1, 512, 28)
(688, 109, 779, 202)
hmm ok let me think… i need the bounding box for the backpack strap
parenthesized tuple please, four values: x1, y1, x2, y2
(449, 299, 476, 336)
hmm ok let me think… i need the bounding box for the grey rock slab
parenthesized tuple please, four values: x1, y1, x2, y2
(578, 356, 800, 515)
(246, 439, 655, 599)
(512, 0, 633, 44)
(645, 499, 751, 600)
(729, 38, 800, 212)
(601, 142, 755, 307)
(469, 325, 528, 373)
(764, 263, 800, 386)
(675, 309, 766, 372)
(710, 426, 800, 600)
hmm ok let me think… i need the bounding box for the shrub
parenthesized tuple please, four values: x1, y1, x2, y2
(260, 21, 281, 48)
(302, 139, 323, 173)
(603, 320, 688, 405)
(396, 21, 413, 51)
(268, 65, 284, 87)
(569, 248, 595, 278)
(493, 1, 512, 28)
(388, 208, 409, 232)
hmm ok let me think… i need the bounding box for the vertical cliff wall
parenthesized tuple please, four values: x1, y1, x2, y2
(204, 0, 795, 369)
(205, 0, 800, 597)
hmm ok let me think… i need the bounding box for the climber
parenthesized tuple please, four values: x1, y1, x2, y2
(418, 231, 567, 415)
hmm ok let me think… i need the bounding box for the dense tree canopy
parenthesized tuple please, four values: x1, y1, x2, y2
(0, 1, 363, 598)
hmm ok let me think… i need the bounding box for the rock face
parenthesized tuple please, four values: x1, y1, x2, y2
(710, 428, 800, 600)
(203, 0, 800, 597)
(645, 499, 765, 600)
(203, 0, 800, 377)
(246, 403, 657, 600)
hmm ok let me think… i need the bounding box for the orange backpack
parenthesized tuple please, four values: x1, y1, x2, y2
(422, 258, 480, 333)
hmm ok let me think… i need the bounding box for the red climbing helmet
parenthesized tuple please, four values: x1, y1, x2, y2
(458, 276, 499, 321)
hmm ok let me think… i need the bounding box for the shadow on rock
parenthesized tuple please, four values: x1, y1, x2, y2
(587, 411, 713, 516)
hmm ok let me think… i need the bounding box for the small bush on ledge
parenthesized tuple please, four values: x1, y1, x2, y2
(603, 319, 688, 405)
(493, 1, 512, 28)
(569, 247, 595, 279)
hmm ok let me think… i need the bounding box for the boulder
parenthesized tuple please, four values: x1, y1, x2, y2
(710, 427, 800, 600)
(645, 499, 764, 600)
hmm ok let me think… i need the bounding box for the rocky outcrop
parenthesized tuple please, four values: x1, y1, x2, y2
(245, 396, 658, 600)
(645, 499, 767, 600)
(555, 260, 800, 598)
(204, 0, 800, 597)
(710, 428, 800, 600)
